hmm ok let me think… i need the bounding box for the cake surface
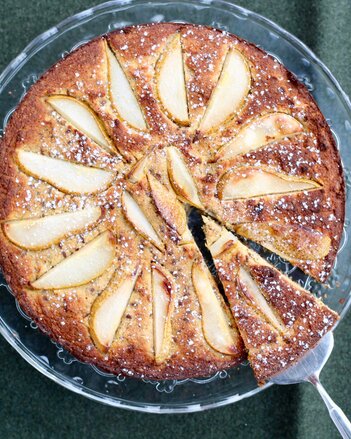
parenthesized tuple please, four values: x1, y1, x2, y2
(0, 23, 344, 380)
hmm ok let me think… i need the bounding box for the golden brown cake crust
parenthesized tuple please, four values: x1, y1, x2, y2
(0, 23, 344, 380)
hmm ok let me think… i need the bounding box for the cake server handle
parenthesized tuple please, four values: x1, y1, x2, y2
(309, 374, 351, 438)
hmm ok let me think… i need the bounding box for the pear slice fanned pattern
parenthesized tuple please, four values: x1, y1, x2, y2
(0, 23, 343, 381)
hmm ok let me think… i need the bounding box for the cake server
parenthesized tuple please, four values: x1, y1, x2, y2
(270, 331, 351, 438)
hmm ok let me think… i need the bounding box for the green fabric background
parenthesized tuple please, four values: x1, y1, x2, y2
(0, 1, 350, 438)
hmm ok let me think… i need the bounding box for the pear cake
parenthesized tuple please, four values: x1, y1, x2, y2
(0, 23, 344, 382)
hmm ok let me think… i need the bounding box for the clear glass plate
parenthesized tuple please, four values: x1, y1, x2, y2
(0, 0, 350, 414)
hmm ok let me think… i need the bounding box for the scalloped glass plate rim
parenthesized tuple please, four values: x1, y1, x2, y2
(0, 309, 274, 413)
(0, 0, 350, 414)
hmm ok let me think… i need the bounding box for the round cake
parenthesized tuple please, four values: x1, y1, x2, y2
(0, 23, 344, 382)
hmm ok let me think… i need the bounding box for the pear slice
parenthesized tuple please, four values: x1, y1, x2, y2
(47, 95, 113, 152)
(202, 214, 235, 257)
(208, 230, 235, 257)
(238, 267, 285, 333)
(90, 268, 140, 352)
(17, 150, 114, 194)
(156, 34, 189, 126)
(219, 113, 304, 159)
(4, 206, 101, 250)
(121, 191, 164, 251)
(167, 146, 204, 209)
(235, 222, 331, 262)
(192, 262, 237, 355)
(106, 45, 146, 130)
(199, 48, 251, 132)
(128, 146, 156, 183)
(128, 154, 149, 183)
(152, 265, 174, 363)
(179, 229, 194, 246)
(31, 231, 115, 289)
(148, 174, 187, 236)
(218, 166, 320, 200)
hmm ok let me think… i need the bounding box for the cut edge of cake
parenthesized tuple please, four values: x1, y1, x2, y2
(203, 217, 338, 384)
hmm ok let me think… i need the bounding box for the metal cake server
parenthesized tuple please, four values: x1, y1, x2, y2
(270, 331, 351, 438)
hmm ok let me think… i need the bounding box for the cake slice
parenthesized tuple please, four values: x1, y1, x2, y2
(203, 217, 338, 384)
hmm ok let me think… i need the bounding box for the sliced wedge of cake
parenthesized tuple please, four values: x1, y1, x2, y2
(203, 218, 338, 384)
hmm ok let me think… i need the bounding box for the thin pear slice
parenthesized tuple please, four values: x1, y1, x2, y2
(152, 265, 174, 363)
(148, 174, 187, 235)
(235, 222, 331, 261)
(156, 34, 189, 125)
(4, 206, 101, 250)
(106, 45, 146, 130)
(128, 146, 156, 183)
(121, 191, 164, 250)
(219, 113, 304, 159)
(203, 214, 235, 257)
(218, 166, 320, 200)
(208, 230, 234, 257)
(17, 150, 114, 194)
(128, 154, 149, 183)
(47, 95, 113, 152)
(199, 48, 250, 132)
(167, 146, 204, 209)
(31, 231, 115, 289)
(238, 267, 285, 333)
(90, 268, 140, 352)
(192, 262, 237, 355)
(179, 229, 194, 246)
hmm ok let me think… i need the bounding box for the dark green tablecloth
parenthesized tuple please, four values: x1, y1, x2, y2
(0, 1, 350, 438)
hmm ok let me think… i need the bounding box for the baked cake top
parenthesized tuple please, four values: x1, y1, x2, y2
(0, 23, 344, 380)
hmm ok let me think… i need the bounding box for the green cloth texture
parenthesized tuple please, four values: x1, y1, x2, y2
(0, 1, 350, 438)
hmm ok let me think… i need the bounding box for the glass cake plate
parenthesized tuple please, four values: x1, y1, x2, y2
(0, 0, 351, 414)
